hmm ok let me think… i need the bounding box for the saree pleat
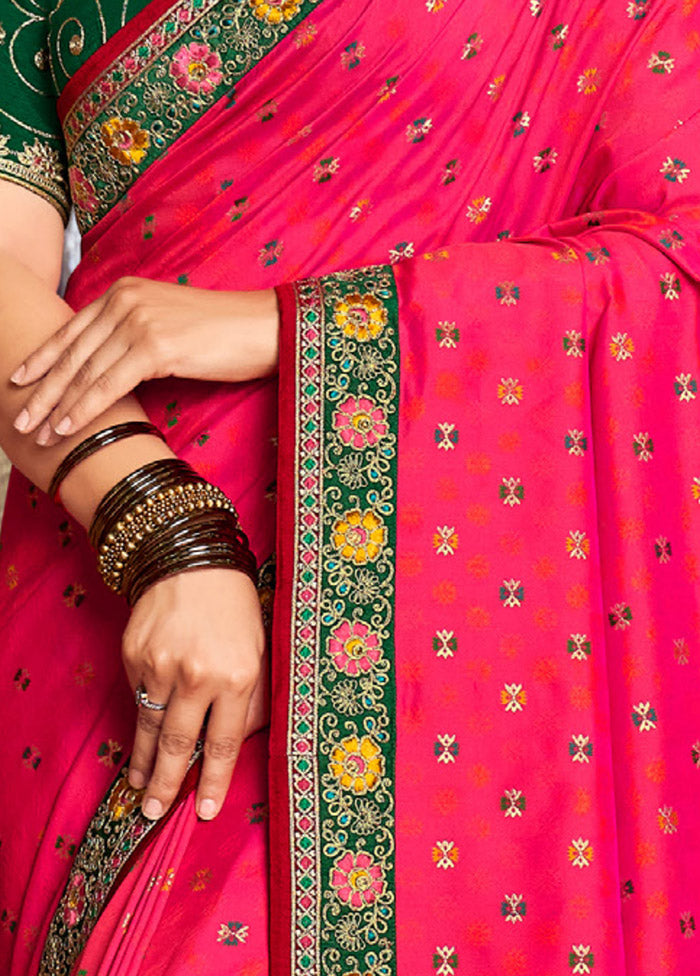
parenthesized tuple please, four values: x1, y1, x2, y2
(1, 0, 699, 973)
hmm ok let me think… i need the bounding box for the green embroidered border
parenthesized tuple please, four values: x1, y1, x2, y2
(290, 268, 398, 976)
(66, 0, 321, 232)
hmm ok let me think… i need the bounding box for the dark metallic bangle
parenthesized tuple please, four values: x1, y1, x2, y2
(88, 458, 199, 548)
(48, 422, 167, 503)
(125, 514, 258, 605)
(87, 457, 257, 604)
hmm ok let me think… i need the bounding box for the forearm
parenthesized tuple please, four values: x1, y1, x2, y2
(0, 250, 173, 529)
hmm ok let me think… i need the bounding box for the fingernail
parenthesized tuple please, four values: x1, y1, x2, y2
(198, 798, 217, 820)
(142, 797, 163, 820)
(11, 365, 26, 384)
(54, 417, 73, 436)
(13, 409, 29, 432)
(128, 769, 146, 789)
(35, 423, 51, 446)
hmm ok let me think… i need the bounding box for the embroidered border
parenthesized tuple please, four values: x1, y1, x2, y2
(0, 2, 70, 220)
(64, 0, 321, 232)
(290, 268, 398, 976)
(38, 757, 199, 976)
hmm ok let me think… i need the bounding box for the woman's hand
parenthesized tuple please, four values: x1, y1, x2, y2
(121, 566, 268, 822)
(11, 277, 279, 446)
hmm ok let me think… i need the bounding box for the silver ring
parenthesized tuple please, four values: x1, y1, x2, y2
(135, 683, 167, 711)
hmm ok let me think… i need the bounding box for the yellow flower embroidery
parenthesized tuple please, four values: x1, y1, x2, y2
(107, 771, 143, 820)
(332, 509, 386, 564)
(334, 293, 388, 342)
(330, 735, 384, 793)
(250, 0, 301, 25)
(101, 117, 150, 166)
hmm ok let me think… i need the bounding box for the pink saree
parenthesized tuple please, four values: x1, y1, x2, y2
(1, 0, 699, 974)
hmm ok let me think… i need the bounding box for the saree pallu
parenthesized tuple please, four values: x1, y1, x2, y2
(1, 0, 699, 973)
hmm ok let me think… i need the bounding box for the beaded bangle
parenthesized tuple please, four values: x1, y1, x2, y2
(97, 482, 236, 591)
(89, 458, 200, 548)
(89, 459, 258, 604)
(48, 422, 166, 502)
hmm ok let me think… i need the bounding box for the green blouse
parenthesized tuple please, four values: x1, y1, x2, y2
(0, 0, 150, 222)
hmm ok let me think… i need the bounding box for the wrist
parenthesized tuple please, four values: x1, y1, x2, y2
(219, 289, 279, 381)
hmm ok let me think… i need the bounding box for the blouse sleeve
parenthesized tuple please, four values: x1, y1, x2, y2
(0, 0, 69, 222)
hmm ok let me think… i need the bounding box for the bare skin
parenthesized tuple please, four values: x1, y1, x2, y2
(0, 182, 279, 822)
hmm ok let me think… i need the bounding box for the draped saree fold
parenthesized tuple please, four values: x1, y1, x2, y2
(1, 0, 699, 974)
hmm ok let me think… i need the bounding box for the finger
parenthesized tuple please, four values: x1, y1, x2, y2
(244, 653, 270, 738)
(11, 294, 108, 389)
(45, 347, 153, 441)
(40, 331, 133, 439)
(17, 306, 118, 436)
(129, 675, 171, 791)
(142, 693, 206, 821)
(195, 694, 246, 820)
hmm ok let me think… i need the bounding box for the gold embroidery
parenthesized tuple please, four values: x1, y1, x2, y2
(0, 5, 68, 219)
(65, 0, 321, 231)
(289, 269, 398, 975)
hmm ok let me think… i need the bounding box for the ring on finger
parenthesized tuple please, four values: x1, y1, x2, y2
(135, 683, 167, 711)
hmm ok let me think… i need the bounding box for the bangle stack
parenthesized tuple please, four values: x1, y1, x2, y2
(49, 427, 258, 605)
(89, 458, 257, 605)
(95, 481, 235, 591)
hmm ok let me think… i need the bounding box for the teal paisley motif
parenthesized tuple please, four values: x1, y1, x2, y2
(65, 0, 322, 231)
(290, 267, 398, 976)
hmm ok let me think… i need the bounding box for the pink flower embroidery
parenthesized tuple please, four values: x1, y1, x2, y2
(333, 396, 388, 449)
(330, 851, 384, 908)
(63, 873, 86, 928)
(170, 43, 223, 96)
(69, 166, 98, 214)
(328, 620, 382, 675)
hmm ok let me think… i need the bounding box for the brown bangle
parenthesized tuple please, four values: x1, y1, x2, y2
(48, 422, 167, 503)
(124, 509, 257, 604)
(96, 483, 237, 590)
(125, 513, 257, 605)
(89, 458, 199, 548)
(89, 458, 257, 604)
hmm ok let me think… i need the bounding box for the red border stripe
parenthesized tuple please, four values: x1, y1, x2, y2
(268, 281, 299, 976)
(58, 0, 179, 121)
